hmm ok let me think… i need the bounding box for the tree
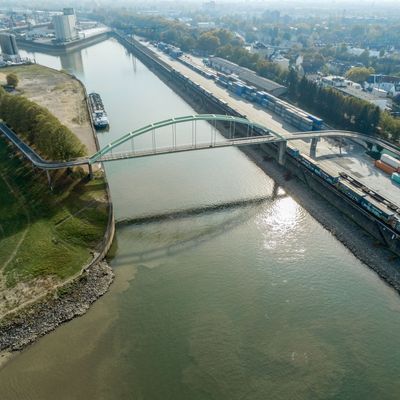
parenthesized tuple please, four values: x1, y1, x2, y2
(0, 91, 86, 160)
(345, 67, 374, 84)
(359, 50, 370, 66)
(286, 68, 298, 98)
(6, 73, 18, 88)
(197, 32, 220, 53)
(214, 29, 235, 46)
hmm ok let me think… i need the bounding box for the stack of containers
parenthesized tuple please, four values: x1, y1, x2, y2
(375, 154, 400, 177)
(392, 172, 400, 184)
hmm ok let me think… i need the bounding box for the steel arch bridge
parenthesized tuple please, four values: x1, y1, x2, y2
(88, 114, 279, 164)
(1, 114, 400, 171)
(88, 113, 400, 165)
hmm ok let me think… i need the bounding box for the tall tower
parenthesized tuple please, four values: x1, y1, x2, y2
(0, 33, 20, 61)
(53, 8, 79, 42)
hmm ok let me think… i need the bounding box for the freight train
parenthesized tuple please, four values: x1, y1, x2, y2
(178, 56, 217, 80)
(286, 145, 400, 233)
(154, 41, 324, 132)
(215, 73, 324, 131)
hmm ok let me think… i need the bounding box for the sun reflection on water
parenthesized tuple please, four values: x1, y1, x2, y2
(258, 196, 305, 252)
(265, 197, 302, 230)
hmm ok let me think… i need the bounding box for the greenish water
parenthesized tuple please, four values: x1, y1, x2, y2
(1, 39, 400, 400)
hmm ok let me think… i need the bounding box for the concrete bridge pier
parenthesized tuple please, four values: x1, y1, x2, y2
(278, 141, 287, 166)
(310, 137, 319, 157)
(272, 181, 280, 199)
(88, 164, 93, 180)
(46, 170, 53, 191)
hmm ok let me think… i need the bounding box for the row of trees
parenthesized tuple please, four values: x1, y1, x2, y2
(0, 86, 86, 161)
(286, 70, 400, 142)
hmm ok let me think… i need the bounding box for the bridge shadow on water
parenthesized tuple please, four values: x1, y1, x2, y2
(112, 192, 287, 265)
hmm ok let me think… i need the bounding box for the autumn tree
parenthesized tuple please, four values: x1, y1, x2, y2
(346, 67, 375, 84)
(197, 32, 220, 53)
(6, 73, 19, 88)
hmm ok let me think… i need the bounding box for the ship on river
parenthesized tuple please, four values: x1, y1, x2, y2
(88, 92, 109, 130)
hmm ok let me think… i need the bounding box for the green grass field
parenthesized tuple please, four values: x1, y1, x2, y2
(0, 138, 108, 288)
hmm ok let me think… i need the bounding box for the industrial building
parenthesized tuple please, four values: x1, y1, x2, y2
(0, 33, 20, 61)
(208, 57, 287, 96)
(52, 8, 79, 42)
(320, 75, 390, 110)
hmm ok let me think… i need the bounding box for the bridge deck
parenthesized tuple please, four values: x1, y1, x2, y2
(1, 117, 400, 169)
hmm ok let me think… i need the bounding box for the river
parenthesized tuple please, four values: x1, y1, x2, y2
(1, 38, 400, 399)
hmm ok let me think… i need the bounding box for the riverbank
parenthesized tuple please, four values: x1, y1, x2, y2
(0, 261, 113, 365)
(0, 65, 114, 356)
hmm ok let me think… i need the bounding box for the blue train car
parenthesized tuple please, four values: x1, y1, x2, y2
(337, 180, 366, 204)
(170, 49, 183, 58)
(264, 93, 277, 103)
(255, 91, 266, 103)
(307, 115, 323, 130)
(216, 78, 228, 87)
(360, 198, 394, 222)
(298, 154, 339, 185)
(233, 83, 245, 96)
(394, 220, 400, 233)
(286, 146, 300, 158)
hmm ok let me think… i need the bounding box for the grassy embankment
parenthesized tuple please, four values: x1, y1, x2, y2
(0, 65, 109, 315)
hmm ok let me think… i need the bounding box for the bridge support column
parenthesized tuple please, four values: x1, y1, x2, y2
(88, 164, 93, 180)
(310, 137, 319, 157)
(278, 141, 287, 166)
(272, 181, 279, 199)
(46, 170, 53, 191)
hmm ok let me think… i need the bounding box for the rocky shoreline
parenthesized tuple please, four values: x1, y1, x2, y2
(244, 146, 400, 294)
(0, 261, 114, 354)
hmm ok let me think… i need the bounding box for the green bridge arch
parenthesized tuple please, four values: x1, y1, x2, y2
(89, 114, 284, 165)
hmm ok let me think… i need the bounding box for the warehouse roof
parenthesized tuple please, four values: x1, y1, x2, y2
(209, 56, 287, 95)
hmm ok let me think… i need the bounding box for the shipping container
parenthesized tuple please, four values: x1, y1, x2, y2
(391, 173, 400, 185)
(381, 154, 400, 170)
(375, 160, 396, 174)
(234, 83, 245, 95)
